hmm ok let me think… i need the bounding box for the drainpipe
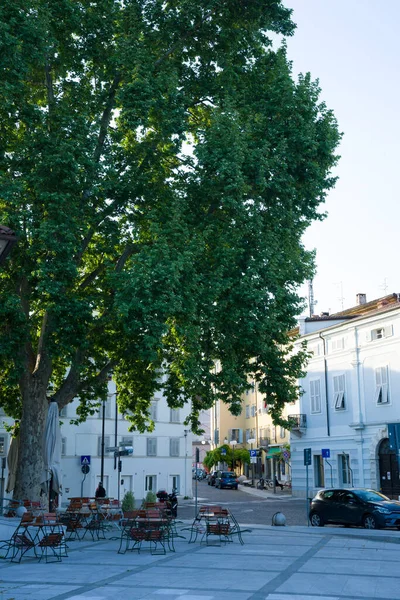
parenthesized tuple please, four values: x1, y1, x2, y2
(353, 326, 365, 487)
(319, 332, 330, 437)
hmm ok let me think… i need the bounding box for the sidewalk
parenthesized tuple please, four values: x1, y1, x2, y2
(0, 518, 399, 599)
(238, 481, 294, 500)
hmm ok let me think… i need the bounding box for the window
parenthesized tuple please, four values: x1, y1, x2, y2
(145, 475, 157, 492)
(150, 401, 158, 421)
(251, 405, 256, 417)
(170, 475, 180, 494)
(147, 438, 157, 456)
(60, 406, 68, 418)
(229, 428, 243, 443)
(169, 438, 180, 457)
(375, 366, 389, 404)
(314, 455, 325, 487)
(333, 374, 346, 410)
(310, 379, 322, 413)
(331, 337, 345, 352)
(339, 453, 351, 485)
(61, 437, 67, 457)
(214, 429, 219, 445)
(311, 343, 321, 357)
(0, 436, 7, 455)
(370, 325, 393, 341)
(170, 408, 180, 423)
(280, 426, 285, 439)
(97, 435, 110, 456)
(121, 436, 133, 449)
(245, 405, 250, 419)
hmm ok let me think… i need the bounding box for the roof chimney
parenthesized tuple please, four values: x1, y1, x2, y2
(356, 293, 367, 306)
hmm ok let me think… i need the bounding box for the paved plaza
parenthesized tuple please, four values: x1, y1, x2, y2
(0, 518, 400, 600)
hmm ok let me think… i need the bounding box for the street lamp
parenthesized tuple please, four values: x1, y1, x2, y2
(0, 226, 17, 266)
(229, 439, 237, 472)
(100, 397, 106, 484)
(248, 438, 256, 486)
(184, 429, 189, 497)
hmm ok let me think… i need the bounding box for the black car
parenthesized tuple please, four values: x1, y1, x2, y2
(207, 471, 218, 486)
(215, 471, 239, 490)
(309, 488, 400, 529)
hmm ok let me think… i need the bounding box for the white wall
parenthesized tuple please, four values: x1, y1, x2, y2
(291, 305, 400, 498)
(0, 381, 193, 506)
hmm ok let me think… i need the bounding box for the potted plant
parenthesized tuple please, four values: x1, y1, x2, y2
(121, 491, 135, 515)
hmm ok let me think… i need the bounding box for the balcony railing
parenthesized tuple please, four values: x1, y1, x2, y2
(288, 414, 307, 430)
(259, 437, 270, 447)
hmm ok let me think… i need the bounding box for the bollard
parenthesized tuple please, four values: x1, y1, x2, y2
(271, 511, 286, 526)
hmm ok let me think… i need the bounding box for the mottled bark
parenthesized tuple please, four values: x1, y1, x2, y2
(14, 376, 49, 501)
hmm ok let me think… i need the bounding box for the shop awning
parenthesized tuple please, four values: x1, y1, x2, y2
(266, 447, 282, 459)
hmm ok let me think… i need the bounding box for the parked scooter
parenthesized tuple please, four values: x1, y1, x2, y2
(156, 488, 178, 517)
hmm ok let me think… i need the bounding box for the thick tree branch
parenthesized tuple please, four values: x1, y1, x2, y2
(93, 74, 122, 164)
(79, 264, 106, 290)
(54, 350, 84, 407)
(76, 359, 119, 398)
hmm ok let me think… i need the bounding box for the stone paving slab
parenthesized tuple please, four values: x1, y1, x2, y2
(0, 523, 399, 600)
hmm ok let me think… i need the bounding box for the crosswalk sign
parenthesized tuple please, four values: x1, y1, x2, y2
(81, 455, 91, 465)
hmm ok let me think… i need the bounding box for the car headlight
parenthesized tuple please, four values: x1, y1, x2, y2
(375, 507, 391, 514)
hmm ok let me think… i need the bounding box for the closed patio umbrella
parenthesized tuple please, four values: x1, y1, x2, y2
(40, 400, 62, 510)
(6, 434, 19, 494)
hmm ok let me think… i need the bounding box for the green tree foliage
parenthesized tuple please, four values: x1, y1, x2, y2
(203, 445, 250, 471)
(0, 0, 340, 500)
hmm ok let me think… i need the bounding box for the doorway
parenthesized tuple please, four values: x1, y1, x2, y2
(379, 438, 400, 498)
(121, 475, 133, 499)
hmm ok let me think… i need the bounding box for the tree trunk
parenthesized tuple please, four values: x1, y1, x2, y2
(13, 376, 48, 502)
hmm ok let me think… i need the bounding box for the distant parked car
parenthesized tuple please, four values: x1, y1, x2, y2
(309, 488, 400, 529)
(192, 468, 207, 480)
(215, 471, 239, 490)
(207, 471, 218, 486)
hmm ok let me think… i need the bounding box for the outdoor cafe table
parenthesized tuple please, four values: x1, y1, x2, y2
(186, 505, 245, 546)
(0, 516, 67, 563)
(118, 513, 173, 555)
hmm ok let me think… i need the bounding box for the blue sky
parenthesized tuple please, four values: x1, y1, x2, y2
(283, 0, 400, 315)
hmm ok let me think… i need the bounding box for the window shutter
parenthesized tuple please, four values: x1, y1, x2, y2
(238, 429, 243, 443)
(384, 325, 393, 338)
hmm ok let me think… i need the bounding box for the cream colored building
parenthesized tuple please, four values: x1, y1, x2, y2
(210, 381, 296, 482)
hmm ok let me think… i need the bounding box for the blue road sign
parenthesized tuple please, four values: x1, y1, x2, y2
(81, 455, 91, 465)
(322, 449, 330, 458)
(250, 449, 257, 458)
(221, 449, 227, 456)
(304, 448, 312, 466)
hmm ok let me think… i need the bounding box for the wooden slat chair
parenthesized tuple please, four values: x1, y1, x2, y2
(59, 500, 86, 541)
(205, 520, 232, 546)
(118, 519, 146, 554)
(82, 503, 106, 541)
(0, 512, 36, 562)
(38, 527, 66, 563)
(145, 526, 167, 555)
(40, 513, 68, 559)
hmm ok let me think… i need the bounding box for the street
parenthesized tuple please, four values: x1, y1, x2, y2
(178, 480, 308, 526)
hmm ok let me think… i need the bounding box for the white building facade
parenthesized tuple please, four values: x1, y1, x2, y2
(0, 381, 193, 507)
(291, 294, 400, 499)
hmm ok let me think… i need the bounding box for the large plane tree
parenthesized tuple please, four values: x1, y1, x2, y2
(0, 0, 340, 500)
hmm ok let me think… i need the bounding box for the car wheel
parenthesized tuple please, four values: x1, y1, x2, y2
(310, 512, 324, 527)
(363, 514, 379, 529)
